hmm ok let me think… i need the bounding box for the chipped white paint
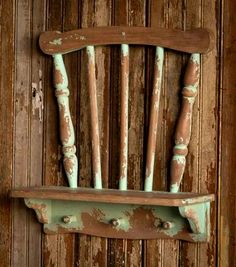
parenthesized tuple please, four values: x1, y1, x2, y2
(190, 53, 200, 65)
(173, 155, 186, 165)
(32, 81, 44, 122)
(185, 96, 195, 105)
(52, 54, 78, 188)
(144, 47, 164, 192)
(50, 38, 62, 45)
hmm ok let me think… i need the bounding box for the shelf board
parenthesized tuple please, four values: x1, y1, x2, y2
(11, 186, 214, 206)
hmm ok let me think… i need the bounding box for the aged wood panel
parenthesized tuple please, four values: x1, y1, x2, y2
(220, 0, 236, 266)
(28, 0, 46, 266)
(126, 1, 146, 266)
(0, 1, 14, 267)
(109, 1, 129, 266)
(0, 0, 222, 266)
(144, 1, 166, 266)
(198, 1, 218, 266)
(179, 0, 201, 266)
(12, 0, 32, 266)
(43, 0, 65, 266)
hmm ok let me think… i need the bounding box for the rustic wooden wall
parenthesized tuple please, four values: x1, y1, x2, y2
(0, 0, 233, 266)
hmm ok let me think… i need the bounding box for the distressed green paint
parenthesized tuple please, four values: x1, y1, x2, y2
(184, 84, 198, 93)
(172, 155, 186, 165)
(52, 53, 78, 188)
(86, 45, 95, 64)
(144, 46, 164, 192)
(23, 197, 211, 242)
(179, 202, 210, 240)
(121, 44, 129, 56)
(170, 182, 179, 193)
(53, 54, 68, 89)
(190, 53, 200, 65)
(94, 173, 102, 190)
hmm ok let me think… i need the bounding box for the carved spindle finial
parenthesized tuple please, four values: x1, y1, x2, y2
(170, 53, 200, 193)
(53, 54, 78, 188)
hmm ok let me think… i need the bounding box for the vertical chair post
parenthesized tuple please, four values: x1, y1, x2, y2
(119, 44, 129, 190)
(170, 54, 200, 192)
(52, 54, 78, 188)
(86, 46, 102, 189)
(144, 47, 164, 192)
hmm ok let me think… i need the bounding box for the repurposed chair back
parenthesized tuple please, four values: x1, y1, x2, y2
(39, 26, 213, 193)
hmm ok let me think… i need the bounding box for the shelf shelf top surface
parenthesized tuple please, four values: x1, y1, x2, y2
(11, 186, 214, 207)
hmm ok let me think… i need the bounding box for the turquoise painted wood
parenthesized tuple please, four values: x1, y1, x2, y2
(52, 54, 78, 188)
(144, 46, 164, 192)
(23, 193, 212, 242)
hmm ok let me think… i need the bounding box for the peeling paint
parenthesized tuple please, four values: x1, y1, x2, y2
(50, 38, 62, 45)
(144, 46, 164, 192)
(121, 44, 129, 56)
(32, 80, 44, 122)
(52, 53, 78, 188)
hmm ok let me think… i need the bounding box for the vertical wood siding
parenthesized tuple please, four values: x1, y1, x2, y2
(0, 0, 227, 266)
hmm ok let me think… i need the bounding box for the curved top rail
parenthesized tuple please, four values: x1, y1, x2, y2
(39, 26, 214, 55)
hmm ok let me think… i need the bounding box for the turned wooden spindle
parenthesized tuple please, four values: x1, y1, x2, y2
(170, 53, 200, 193)
(119, 44, 129, 190)
(53, 54, 78, 188)
(144, 47, 164, 192)
(86, 46, 102, 189)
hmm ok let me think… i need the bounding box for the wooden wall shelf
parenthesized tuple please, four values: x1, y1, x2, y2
(11, 186, 214, 242)
(11, 26, 215, 243)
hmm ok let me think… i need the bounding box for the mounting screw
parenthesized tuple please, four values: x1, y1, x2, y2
(162, 221, 173, 230)
(110, 218, 120, 227)
(62, 215, 76, 224)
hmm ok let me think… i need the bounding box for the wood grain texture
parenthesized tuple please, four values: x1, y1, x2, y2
(109, 1, 129, 266)
(39, 26, 213, 55)
(179, 0, 201, 266)
(42, 0, 65, 266)
(11, 186, 214, 206)
(0, 1, 14, 267)
(12, 0, 32, 266)
(219, 0, 235, 266)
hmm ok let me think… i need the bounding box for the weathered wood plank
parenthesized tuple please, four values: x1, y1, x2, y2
(91, 1, 112, 266)
(28, 0, 46, 266)
(179, 0, 201, 265)
(220, 0, 236, 265)
(12, 0, 31, 266)
(198, 0, 218, 266)
(0, 0, 14, 266)
(42, 0, 63, 266)
(161, 0, 184, 265)
(108, 1, 129, 266)
(126, 1, 146, 266)
(77, 1, 94, 266)
(60, 1, 79, 265)
(144, 1, 166, 266)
